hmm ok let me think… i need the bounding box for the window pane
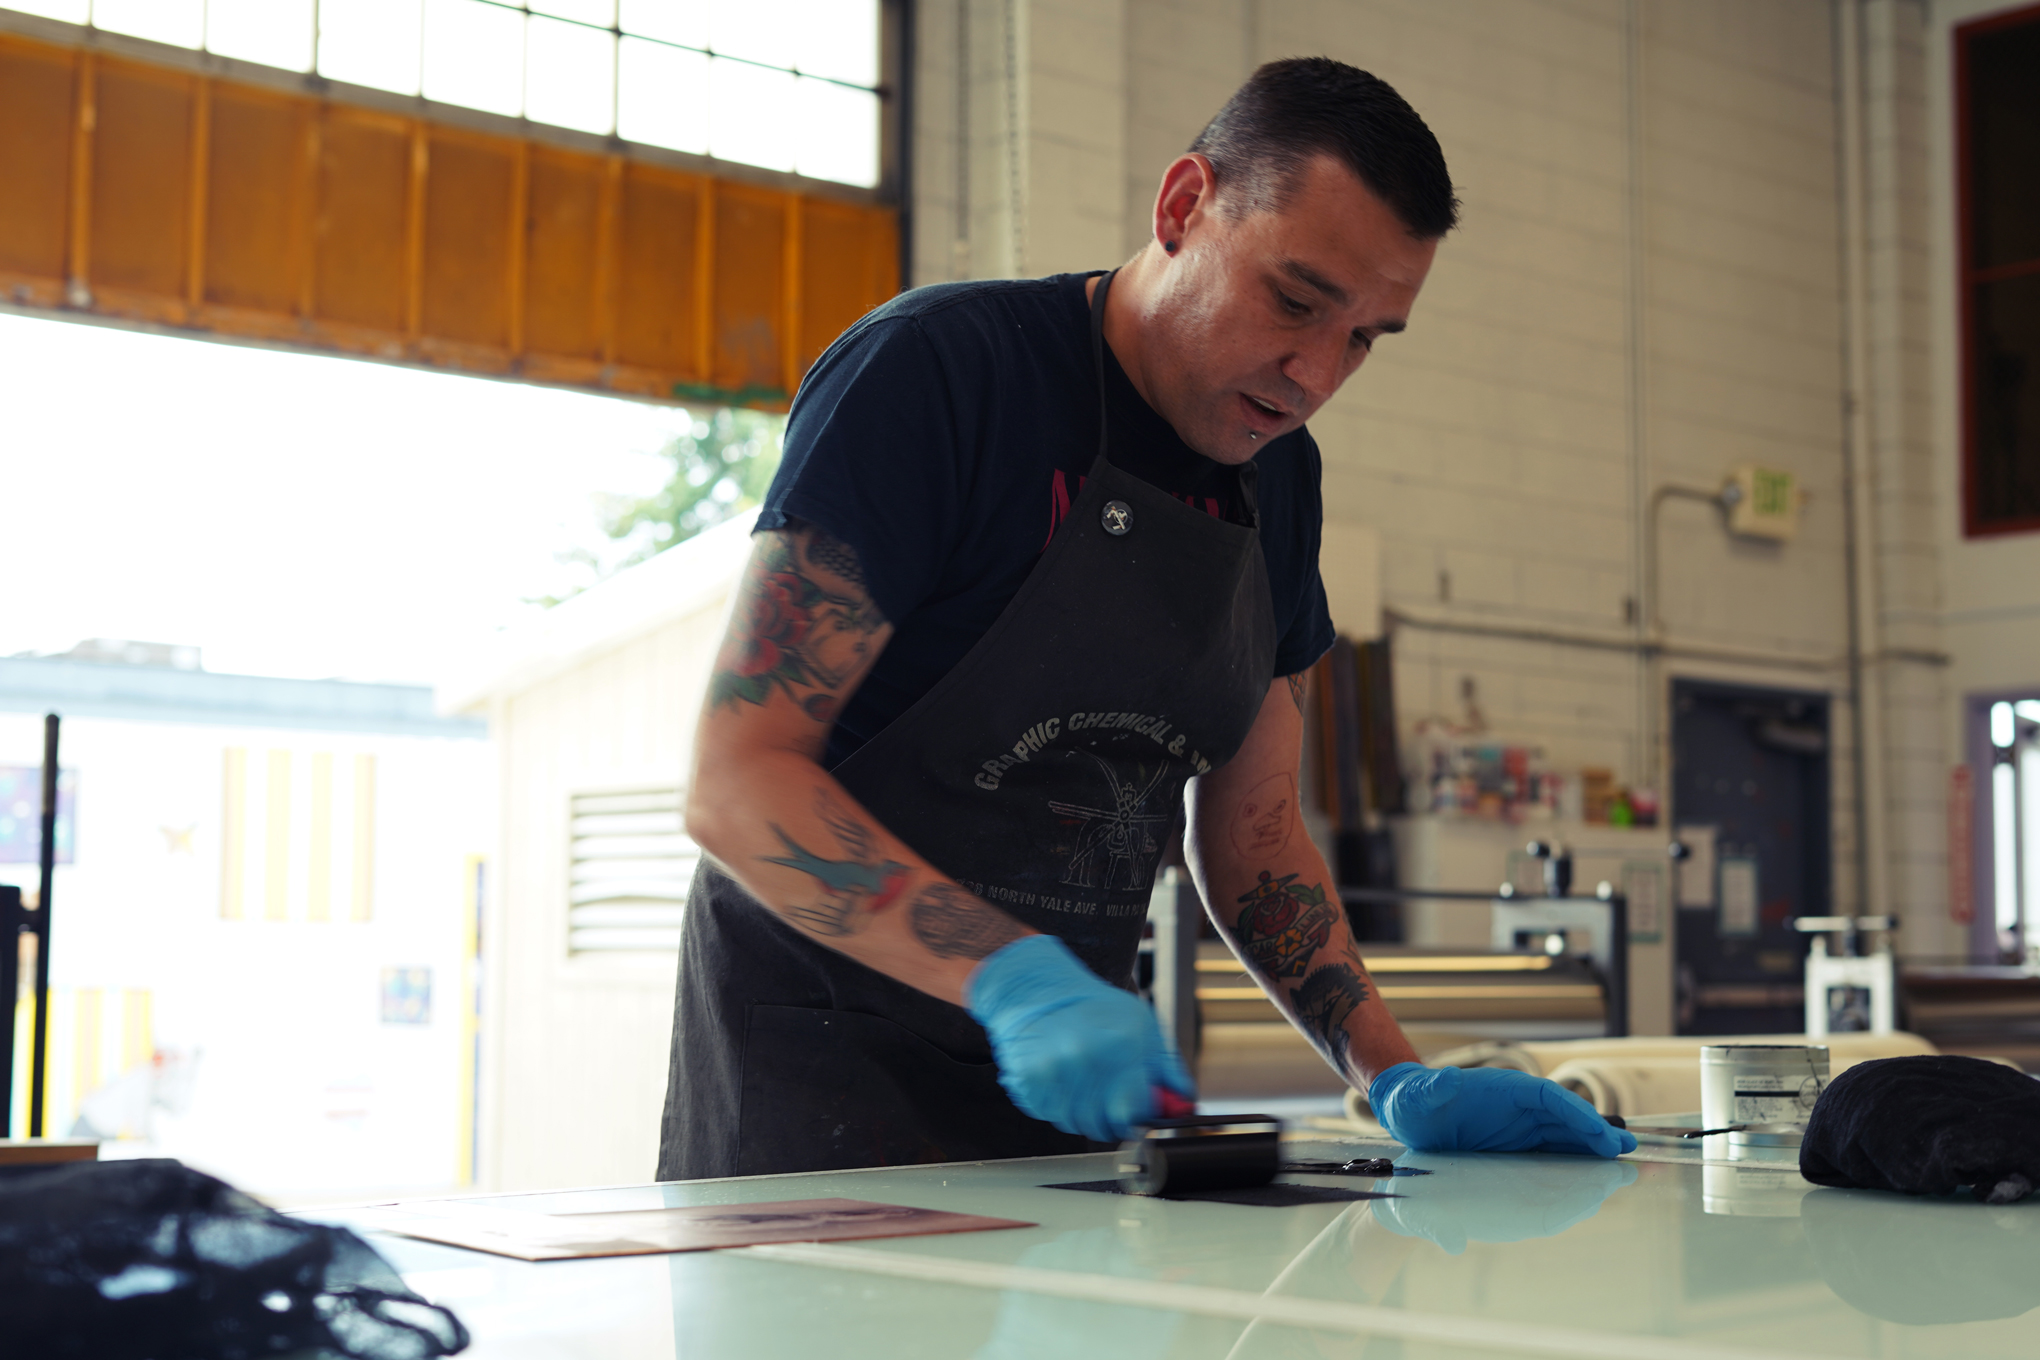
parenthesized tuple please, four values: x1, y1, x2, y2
(207, 0, 316, 71)
(619, 0, 707, 49)
(423, 0, 526, 118)
(527, 15, 615, 135)
(789, 0, 876, 86)
(710, 0, 792, 69)
(6, 1, 89, 23)
(1968, 19, 2040, 271)
(1972, 272, 2040, 526)
(93, 0, 203, 48)
(617, 36, 708, 154)
(793, 78, 876, 187)
(709, 56, 795, 173)
(320, 0, 424, 96)
(532, 0, 616, 24)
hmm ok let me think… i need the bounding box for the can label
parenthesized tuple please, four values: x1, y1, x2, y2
(1731, 1073, 1825, 1124)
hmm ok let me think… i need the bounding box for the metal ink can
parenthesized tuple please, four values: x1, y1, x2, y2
(1700, 1043, 1829, 1149)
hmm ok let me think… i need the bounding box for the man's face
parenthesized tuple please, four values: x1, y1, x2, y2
(1137, 154, 1439, 465)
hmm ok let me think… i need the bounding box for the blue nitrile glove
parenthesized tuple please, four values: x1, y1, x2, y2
(967, 934, 1195, 1143)
(1369, 1063, 1638, 1158)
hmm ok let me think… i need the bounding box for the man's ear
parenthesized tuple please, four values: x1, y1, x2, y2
(1152, 153, 1218, 252)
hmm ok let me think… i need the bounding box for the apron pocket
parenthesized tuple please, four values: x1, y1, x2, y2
(734, 1004, 1094, 1176)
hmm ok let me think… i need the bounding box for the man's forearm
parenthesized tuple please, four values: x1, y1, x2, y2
(686, 521, 1036, 1008)
(1188, 836, 1418, 1090)
(686, 746, 1034, 1007)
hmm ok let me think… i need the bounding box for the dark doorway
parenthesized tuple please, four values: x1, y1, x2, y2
(1670, 680, 1832, 1035)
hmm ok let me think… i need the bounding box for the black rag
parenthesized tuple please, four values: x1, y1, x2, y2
(0, 1158, 469, 1360)
(1799, 1054, 2040, 1203)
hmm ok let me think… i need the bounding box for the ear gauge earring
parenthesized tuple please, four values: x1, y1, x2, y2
(1163, 240, 1178, 254)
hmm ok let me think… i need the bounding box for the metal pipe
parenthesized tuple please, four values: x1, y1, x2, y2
(1340, 886, 1499, 904)
(1001, 0, 1025, 276)
(951, 0, 970, 279)
(1623, 0, 1653, 794)
(891, 0, 916, 291)
(29, 713, 58, 1138)
(1832, 0, 1879, 920)
(1384, 606, 1944, 674)
(1641, 484, 1726, 642)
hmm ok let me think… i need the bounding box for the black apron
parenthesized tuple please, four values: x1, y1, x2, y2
(657, 272, 1279, 1180)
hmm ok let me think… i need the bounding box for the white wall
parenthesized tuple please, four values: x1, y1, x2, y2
(0, 710, 488, 1201)
(912, 0, 1969, 948)
(478, 590, 735, 1192)
(1928, 3, 2040, 773)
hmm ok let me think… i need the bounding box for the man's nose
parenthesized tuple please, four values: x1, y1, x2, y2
(1281, 331, 1356, 406)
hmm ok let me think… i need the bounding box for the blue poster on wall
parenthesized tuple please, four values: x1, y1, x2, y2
(0, 765, 77, 864)
(381, 967, 433, 1026)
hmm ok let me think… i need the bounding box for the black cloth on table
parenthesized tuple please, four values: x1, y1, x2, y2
(0, 1158, 468, 1360)
(1799, 1054, 2040, 1203)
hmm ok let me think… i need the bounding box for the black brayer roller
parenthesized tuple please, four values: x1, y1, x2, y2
(1118, 1092, 1283, 1195)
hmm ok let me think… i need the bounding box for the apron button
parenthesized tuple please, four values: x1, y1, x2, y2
(1101, 500, 1133, 535)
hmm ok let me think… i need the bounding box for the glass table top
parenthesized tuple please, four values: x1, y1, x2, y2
(310, 1133, 2040, 1360)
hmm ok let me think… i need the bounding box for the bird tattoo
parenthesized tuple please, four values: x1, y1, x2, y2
(760, 792, 912, 936)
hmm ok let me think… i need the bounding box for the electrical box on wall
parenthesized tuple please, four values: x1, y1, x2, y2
(1723, 465, 1803, 541)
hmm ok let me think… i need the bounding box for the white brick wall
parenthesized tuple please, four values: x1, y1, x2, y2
(1921, 0, 2040, 953)
(906, 0, 2011, 956)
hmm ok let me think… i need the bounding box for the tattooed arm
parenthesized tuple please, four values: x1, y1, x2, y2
(1184, 671, 1420, 1089)
(685, 521, 1032, 1006)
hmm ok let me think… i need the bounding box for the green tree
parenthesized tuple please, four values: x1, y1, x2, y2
(606, 406, 785, 562)
(540, 406, 784, 607)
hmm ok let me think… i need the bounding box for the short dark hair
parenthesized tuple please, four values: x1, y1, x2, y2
(1189, 58, 1458, 239)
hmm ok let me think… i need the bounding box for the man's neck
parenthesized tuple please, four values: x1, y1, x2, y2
(1087, 250, 1163, 412)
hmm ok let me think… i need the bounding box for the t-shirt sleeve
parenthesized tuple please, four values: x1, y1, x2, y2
(760, 315, 963, 627)
(1273, 435, 1336, 677)
(1279, 568, 1336, 677)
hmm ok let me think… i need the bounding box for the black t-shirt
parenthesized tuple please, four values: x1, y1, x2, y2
(761, 272, 1335, 769)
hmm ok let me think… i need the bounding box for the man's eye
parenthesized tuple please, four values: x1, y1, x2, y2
(1277, 293, 1310, 316)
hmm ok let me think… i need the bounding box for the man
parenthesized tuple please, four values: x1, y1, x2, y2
(658, 58, 1634, 1180)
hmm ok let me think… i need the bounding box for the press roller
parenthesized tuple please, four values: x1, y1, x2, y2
(1118, 1111, 1283, 1196)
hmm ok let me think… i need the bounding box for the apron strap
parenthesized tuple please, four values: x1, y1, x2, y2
(1089, 269, 1115, 462)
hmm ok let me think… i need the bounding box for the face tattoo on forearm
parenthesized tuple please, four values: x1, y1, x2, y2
(759, 790, 911, 937)
(1229, 772, 1296, 859)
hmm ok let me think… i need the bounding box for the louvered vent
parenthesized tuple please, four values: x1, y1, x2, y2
(568, 788, 698, 953)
